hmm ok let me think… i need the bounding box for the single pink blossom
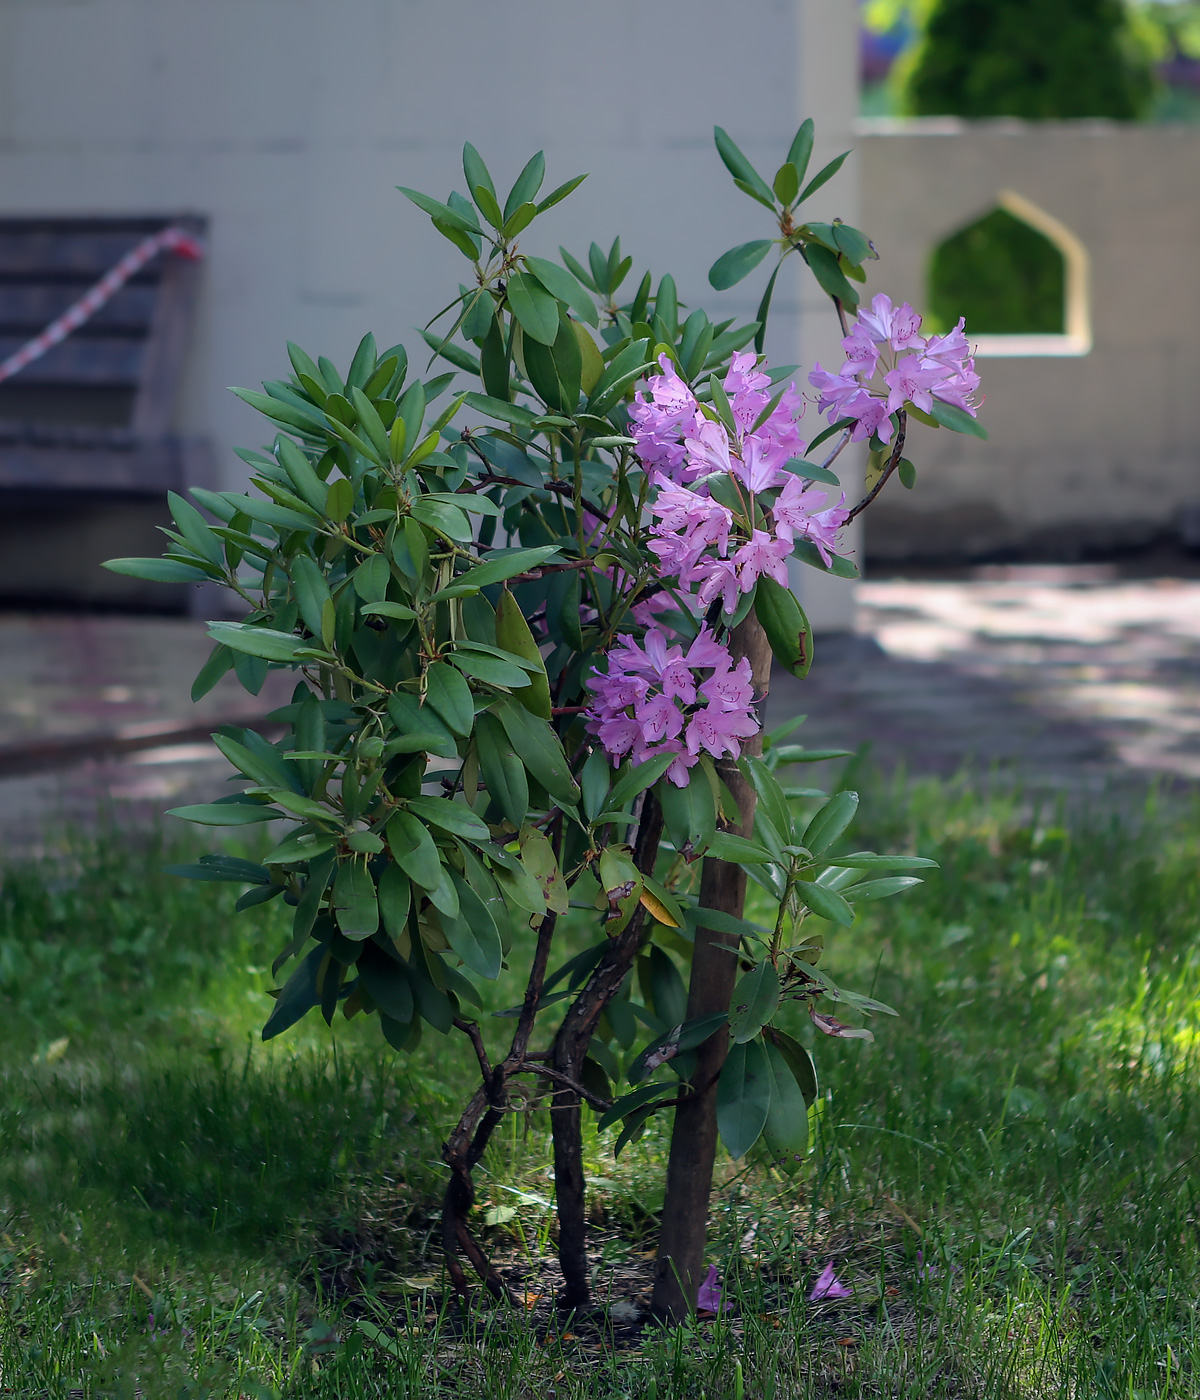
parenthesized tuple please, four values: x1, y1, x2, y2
(808, 361, 861, 417)
(685, 702, 759, 760)
(922, 317, 969, 368)
(840, 322, 881, 379)
(697, 1263, 732, 1314)
(856, 293, 925, 353)
(808, 1261, 852, 1301)
(730, 434, 785, 494)
(732, 529, 791, 591)
(695, 559, 742, 615)
(683, 418, 735, 480)
(884, 354, 946, 415)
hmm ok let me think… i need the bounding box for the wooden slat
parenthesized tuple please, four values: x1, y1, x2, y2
(0, 437, 190, 492)
(0, 335, 145, 386)
(0, 282, 157, 333)
(132, 216, 206, 436)
(0, 222, 170, 276)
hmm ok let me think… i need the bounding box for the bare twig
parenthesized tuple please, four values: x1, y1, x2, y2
(846, 410, 907, 523)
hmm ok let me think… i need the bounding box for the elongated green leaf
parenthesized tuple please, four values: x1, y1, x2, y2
(762, 1039, 808, 1173)
(103, 557, 211, 583)
(475, 711, 528, 828)
(505, 271, 559, 346)
(754, 576, 812, 679)
(262, 944, 325, 1040)
(360, 951, 414, 1023)
(798, 150, 849, 204)
(523, 254, 599, 328)
(166, 802, 280, 827)
(796, 879, 854, 926)
(804, 243, 858, 308)
(448, 649, 528, 689)
(713, 126, 775, 207)
(496, 700, 580, 807)
(708, 239, 773, 292)
(503, 150, 546, 221)
(404, 795, 490, 842)
(536, 172, 587, 213)
(445, 872, 502, 979)
(397, 185, 481, 235)
(333, 859, 379, 939)
(605, 752, 679, 813)
(462, 142, 496, 198)
(717, 1039, 772, 1159)
(845, 876, 924, 902)
(452, 546, 562, 594)
(728, 961, 781, 1044)
(706, 832, 776, 864)
(386, 812, 443, 892)
(825, 852, 938, 870)
(803, 791, 859, 855)
(206, 622, 310, 663)
(425, 661, 475, 736)
(929, 398, 988, 439)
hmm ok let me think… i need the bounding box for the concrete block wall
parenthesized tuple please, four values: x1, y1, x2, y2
(0, 0, 861, 623)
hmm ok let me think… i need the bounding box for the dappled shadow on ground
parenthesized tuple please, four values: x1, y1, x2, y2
(771, 575, 1200, 797)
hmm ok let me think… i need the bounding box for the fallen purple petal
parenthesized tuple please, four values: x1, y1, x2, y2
(697, 1263, 732, 1314)
(809, 1261, 852, 1301)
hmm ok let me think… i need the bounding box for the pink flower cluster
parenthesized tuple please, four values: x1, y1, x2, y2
(808, 294, 981, 444)
(629, 353, 849, 612)
(584, 626, 759, 784)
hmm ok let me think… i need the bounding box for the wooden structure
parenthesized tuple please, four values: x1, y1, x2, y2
(0, 215, 212, 608)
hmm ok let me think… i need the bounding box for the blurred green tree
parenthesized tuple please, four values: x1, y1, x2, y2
(906, 0, 1154, 118)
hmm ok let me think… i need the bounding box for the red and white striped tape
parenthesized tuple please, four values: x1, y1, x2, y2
(0, 224, 205, 386)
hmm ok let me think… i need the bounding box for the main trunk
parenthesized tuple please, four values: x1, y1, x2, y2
(651, 615, 772, 1320)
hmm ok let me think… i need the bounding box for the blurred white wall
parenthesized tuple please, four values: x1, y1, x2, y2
(0, 0, 861, 623)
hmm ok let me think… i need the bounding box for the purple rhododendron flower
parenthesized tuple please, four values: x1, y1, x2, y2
(808, 1261, 852, 1301)
(697, 1264, 732, 1314)
(584, 626, 758, 782)
(807, 294, 982, 443)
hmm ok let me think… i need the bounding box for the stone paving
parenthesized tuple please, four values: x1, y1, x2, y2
(3, 568, 1198, 854)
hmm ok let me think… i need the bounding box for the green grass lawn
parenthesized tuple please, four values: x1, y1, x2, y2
(2, 771, 1199, 1398)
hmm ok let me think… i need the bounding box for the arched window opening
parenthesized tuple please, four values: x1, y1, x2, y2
(926, 190, 1091, 357)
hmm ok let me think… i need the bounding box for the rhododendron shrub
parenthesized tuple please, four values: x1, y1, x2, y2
(105, 119, 982, 1317)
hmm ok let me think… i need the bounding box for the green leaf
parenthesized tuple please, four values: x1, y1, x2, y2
(386, 811, 443, 892)
(708, 240, 773, 292)
(798, 150, 849, 204)
(803, 790, 860, 855)
(397, 185, 481, 235)
(462, 142, 496, 199)
(728, 960, 780, 1044)
(845, 876, 924, 902)
(474, 711, 528, 828)
(773, 162, 800, 206)
(605, 752, 680, 814)
(359, 951, 414, 1023)
(103, 556, 211, 583)
(761, 1039, 809, 1173)
(448, 648, 528, 689)
(597, 1082, 676, 1134)
(461, 392, 537, 429)
(766, 1026, 818, 1106)
(206, 622, 310, 663)
(495, 587, 552, 719)
(166, 802, 280, 827)
(503, 150, 546, 221)
(425, 661, 475, 737)
(832, 221, 875, 266)
(387, 692, 459, 760)
(444, 872, 502, 979)
(792, 538, 859, 578)
(713, 126, 775, 207)
(191, 644, 234, 702)
(262, 945, 325, 1041)
(523, 255, 599, 328)
(825, 852, 938, 870)
(505, 271, 559, 347)
(754, 576, 812, 680)
(536, 172, 587, 213)
(290, 554, 333, 637)
(796, 880, 854, 926)
(501, 201, 538, 240)
(404, 796, 490, 842)
(929, 399, 987, 439)
(496, 700, 580, 808)
(716, 1039, 772, 1160)
(231, 386, 327, 434)
(333, 859, 379, 939)
(706, 832, 776, 864)
(804, 243, 858, 308)
(898, 457, 917, 489)
(786, 119, 815, 186)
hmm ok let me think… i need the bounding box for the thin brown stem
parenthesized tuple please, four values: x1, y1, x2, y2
(846, 410, 907, 523)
